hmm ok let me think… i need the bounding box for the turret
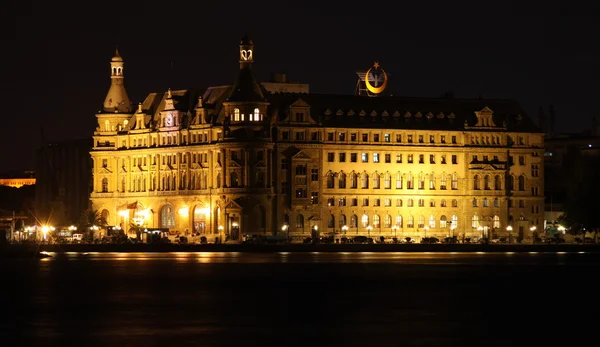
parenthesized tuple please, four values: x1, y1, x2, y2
(102, 48, 133, 113)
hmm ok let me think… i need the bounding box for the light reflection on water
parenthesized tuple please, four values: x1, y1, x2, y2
(37, 251, 588, 265)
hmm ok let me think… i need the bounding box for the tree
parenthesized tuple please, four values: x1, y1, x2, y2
(559, 153, 600, 242)
(78, 209, 104, 242)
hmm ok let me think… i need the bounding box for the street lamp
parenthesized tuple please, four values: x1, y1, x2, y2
(282, 224, 289, 243)
(477, 226, 484, 239)
(366, 225, 372, 239)
(341, 225, 348, 235)
(506, 225, 513, 243)
(424, 226, 429, 238)
(41, 225, 49, 242)
(392, 225, 398, 239)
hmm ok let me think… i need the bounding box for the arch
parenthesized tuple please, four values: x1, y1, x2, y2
(494, 175, 502, 190)
(395, 215, 403, 228)
(160, 204, 175, 229)
(350, 214, 358, 228)
(350, 172, 358, 188)
(230, 171, 239, 187)
(361, 214, 369, 227)
(361, 172, 369, 189)
(471, 215, 479, 228)
(407, 215, 414, 228)
(418, 215, 425, 228)
(253, 108, 260, 121)
(384, 214, 392, 228)
(234, 108, 240, 121)
(101, 209, 110, 225)
(338, 172, 346, 188)
(193, 204, 207, 234)
(493, 215, 500, 228)
(429, 215, 435, 228)
(296, 214, 304, 228)
(440, 215, 447, 228)
(373, 215, 380, 228)
(339, 214, 347, 228)
(484, 175, 491, 190)
(451, 215, 458, 228)
(518, 175, 526, 191)
(326, 171, 335, 188)
(473, 174, 481, 190)
(372, 172, 380, 189)
(328, 214, 335, 228)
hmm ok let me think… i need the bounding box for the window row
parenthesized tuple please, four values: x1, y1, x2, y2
(326, 152, 459, 164)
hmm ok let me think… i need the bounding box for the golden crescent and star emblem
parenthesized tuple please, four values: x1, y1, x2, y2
(364, 61, 388, 94)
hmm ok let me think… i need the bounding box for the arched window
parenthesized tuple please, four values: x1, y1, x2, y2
(473, 175, 481, 190)
(216, 173, 221, 188)
(361, 214, 369, 227)
(384, 215, 392, 228)
(373, 215, 380, 228)
(296, 214, 304, 228)
(407, 199, 414, 207)
(494, 175, 502, 190)
(396, 172, 402, 189)
(160, 205, 175, 228)
(493, 215, 500, 228)
(372, 172, 380, 189)
(429, 174, 436, 189)
(361, 173, 369, 189)
(407, 174, 414, 189)
(328, 214, 335, 228)
(452, 199, 458, 207)
(418, 173, 425, 189)
(451, 215, 458, 228)
(440, 215, 447, 228)
(518, 175, 526, 191)
(451, 174, 458, 189)
(440, 174, 447, 189)
(509, 175, 515, 191)
(471, 215, 479, 228)
(254, 108, 260, 121)
(234, 108, 240, 121)
(229, 171, 238, 187)
(327, 172, 334, 188)
(429, 215, 436, 228)
(338, 172, 346, 188)
(384, 172, 391, 189)
(350, 214, 358, 228)
(193, 205, 207, 234)
(484, 175, 491, 190)
(418, 215, 425, 228)
(407, 216, 414, 228)
(101, 178, 108, 192)
(350, 172, 357, 188)
(339, 214, 347, 228)
(395, 215, 403, 228)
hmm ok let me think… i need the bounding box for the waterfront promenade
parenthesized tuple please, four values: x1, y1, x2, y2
(3, 242, 600, 256)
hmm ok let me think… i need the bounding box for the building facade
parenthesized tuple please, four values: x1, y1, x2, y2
(91, 37, 544, 242)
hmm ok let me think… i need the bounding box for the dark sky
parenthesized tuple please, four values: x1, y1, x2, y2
(2, 1, 598, 171)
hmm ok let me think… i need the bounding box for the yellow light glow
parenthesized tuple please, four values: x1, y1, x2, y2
(119, 210, 128, 217)
(364, 62, 388, 94)
(178, 207, 189, 217)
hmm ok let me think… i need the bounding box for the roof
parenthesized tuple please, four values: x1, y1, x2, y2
(267, 93, 540, 133)
(226, 67, 267, 102)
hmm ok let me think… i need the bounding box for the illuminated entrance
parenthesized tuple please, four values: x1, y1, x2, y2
(193, 204, 208, 234)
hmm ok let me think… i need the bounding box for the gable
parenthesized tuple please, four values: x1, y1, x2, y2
(292, 151, 312, 160)
(225, 199, 243, 210)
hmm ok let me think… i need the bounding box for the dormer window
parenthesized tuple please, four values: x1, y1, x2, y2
(253, 108, 260, 121)
(104, 120, 110, 131)
(295, 112, 304, 122)
(234, 108, 240, 121)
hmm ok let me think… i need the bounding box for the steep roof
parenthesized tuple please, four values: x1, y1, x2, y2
(226, 67, 267, 102)
(268, 93, 540, 133)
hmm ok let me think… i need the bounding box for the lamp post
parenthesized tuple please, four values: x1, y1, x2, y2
(450, 223, 457, 239)
(341, 224, 348, 240)
(366, 225, 372, 239)
(282, 224, 289, 243)
(506, 225, 513, 243)
(424, 226, 429, 239)
(392, 225, 398, 239)
(218, 225, 224, 244)
(530, 225, 537, 242)
(477, 226, 484, 240)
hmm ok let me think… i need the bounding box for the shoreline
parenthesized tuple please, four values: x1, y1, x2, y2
(2, 243, 600, 255)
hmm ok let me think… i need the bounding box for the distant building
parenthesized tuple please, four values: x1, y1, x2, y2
(35, 138, 92, 226)
(90, 36, 544, 243)
(0, 170, 36, 188)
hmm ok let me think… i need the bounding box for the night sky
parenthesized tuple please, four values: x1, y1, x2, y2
(2, 1, 598, 172)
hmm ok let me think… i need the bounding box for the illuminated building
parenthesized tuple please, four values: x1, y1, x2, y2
(90, 36, 543, 242)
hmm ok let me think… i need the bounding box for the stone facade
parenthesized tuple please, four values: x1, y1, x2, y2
(90, 36, 544, 242)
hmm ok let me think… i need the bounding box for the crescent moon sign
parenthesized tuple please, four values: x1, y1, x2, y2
(364, 67, 388, 94)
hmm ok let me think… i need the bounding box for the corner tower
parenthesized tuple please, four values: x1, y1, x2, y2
(103, 48, 133, 113)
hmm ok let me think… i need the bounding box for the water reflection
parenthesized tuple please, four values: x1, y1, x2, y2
(35, 251, 597, 265)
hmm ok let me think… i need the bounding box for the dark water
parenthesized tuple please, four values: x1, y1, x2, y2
(1, 251, 599, 346)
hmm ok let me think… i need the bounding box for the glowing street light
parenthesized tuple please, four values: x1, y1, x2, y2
(391, 225, 398, 238)
(366, 225, 372, 238)
(506, 225, 513, 243)
(424, 226, 429, 238)
(341, 225, 348, 234)
(282, 224, 289, 242)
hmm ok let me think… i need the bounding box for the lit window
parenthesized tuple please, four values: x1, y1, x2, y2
(254, 108, 260, 121)
(234, 108, 240, 121)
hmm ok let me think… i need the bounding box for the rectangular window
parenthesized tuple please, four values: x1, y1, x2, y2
(351, 133, 357, 141)
(339, 132, 346, 141)
(419, 154, 424, 164)
(311, 132, 318, 141)
(362, 134, 368, 142)
(384, 134, 390, 142)
(295, 132, 305, 140)
(408, 135, 413, 143)
(311, 192, 319, 204)
(396, 154, 402, 163)
(429, 135, 435, 143)
(452, 155, 457, 164)
(361, 153, 368, 163)
(418, 135, 424, 143)
(351, 153, 357, 162)
(311, 168, 319, 181)
(374, 134, 380, 142)
(327, 153, 334, 162)
(327, 132, 334, 141)
(429, 155, 435, 164)
(339, 153, 346, 162)
(451, 136, 457, 144)
(408, 154, 413, 164)
(396, 134, 402, 143)
(385, 154, 391, 163)
(441, 135, 446, 144)
(373, 153, 379, 163)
